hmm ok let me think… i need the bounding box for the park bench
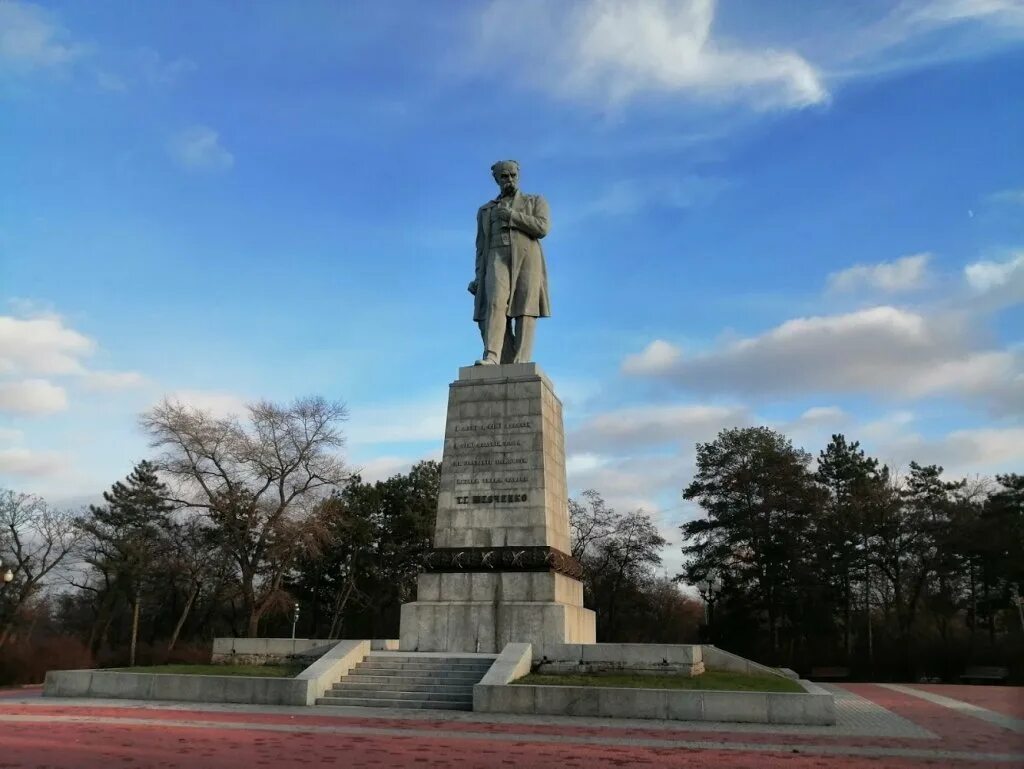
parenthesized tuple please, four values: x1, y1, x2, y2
(809, 666, 850, 681)
(960, 666, 1009, 684)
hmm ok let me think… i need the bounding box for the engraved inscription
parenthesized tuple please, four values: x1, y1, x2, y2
(451, 457, 529, 467)
(454, 474, 530, 486)
(455, 493, 529, 505)
(453, 439, 523, 450)
(453, 420, 532, 432)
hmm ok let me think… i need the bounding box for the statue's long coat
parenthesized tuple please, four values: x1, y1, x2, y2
(474, 191, 551, 321)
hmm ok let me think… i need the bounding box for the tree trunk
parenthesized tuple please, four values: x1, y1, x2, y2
(0, 585, 32, 649)
(843, 570, 851, 660)
(247, 611, 260, 638)
(129, 599, 140, 667)
(327, 580, 355, 639)
(168, 581, 201, 652)
(0, 620, 13, 649)
(865, 555, 874, 676)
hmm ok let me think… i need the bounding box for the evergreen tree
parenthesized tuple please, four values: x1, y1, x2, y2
(814, 435, 885, 662)
(681, 427, 823, 660)
(80, 461, 175, 663)
(291, 461, 438, 639)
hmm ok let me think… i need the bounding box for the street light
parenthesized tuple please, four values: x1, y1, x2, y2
(291, 602, 300, 640)
(698, 576, 723, 642)
(0, 558, 13, 585)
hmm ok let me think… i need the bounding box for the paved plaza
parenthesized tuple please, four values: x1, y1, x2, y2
(1, 683, 1021, 768)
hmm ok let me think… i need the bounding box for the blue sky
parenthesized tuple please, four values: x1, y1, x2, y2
(1, 0, 1022, 567)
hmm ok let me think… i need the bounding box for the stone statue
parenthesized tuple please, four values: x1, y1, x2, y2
(468, 160, 551, 365)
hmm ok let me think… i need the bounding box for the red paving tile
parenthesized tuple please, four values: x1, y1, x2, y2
(0, 685, 41, 698)
(0, 683, 1021, 768)
(0, 701, 926, 750)
(843, 684, 1024, 754)
(0, 720, 1004, 769)
(907, 684, 1024, 719)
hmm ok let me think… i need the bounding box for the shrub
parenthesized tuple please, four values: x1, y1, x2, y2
(0, 636, 94, 686)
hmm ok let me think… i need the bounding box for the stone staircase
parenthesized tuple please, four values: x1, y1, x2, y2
(316, 652, 496, 710)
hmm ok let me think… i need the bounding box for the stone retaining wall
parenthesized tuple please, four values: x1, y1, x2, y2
(473, 642, 836, 725)
(473, 679, 836, 725)
(44, 639, 378, 706)
(43, 669, 311, 705)
(534, 643, 704, 676)
(210, 637, 397, 665)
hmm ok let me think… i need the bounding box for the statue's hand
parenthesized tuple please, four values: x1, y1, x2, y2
(496, 206, 512, 222)
(467, 280, 478, 296)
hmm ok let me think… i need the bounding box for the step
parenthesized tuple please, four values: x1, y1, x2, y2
(346, 670, 485, 682)
(354, 661, 492, 672)
(333, 681, 474, 694)
(316, 695, 472, 710)
(366, 653, 497, 662)
(326, 688, 472, 703)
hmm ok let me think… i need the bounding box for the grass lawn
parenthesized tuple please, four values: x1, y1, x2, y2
(107, 664, 305, 678)
(514, 669, 804, 693)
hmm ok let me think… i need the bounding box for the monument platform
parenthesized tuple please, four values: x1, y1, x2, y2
(400, 363, 596, 654)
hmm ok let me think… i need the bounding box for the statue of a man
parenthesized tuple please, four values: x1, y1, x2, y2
(468, 160, 551, 365)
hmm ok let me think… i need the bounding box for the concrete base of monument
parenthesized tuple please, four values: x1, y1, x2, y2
(473, 642, 837, 726)
(44, 639, 378, 706)
(399, 599, 595, 656)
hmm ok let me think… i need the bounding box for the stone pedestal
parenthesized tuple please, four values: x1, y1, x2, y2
(400, 363, 596, 655)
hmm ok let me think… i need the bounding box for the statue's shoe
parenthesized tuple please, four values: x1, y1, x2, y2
(474, 357, 498, 366)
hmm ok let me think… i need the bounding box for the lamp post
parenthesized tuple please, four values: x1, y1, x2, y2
(0, 558, 13, 587)
(698, 576, 723, 643)
(291, 602, 300, 640)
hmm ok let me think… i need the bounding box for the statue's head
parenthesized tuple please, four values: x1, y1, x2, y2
(491, 160, 519, 196)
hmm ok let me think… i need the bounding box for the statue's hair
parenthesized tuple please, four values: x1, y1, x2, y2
(491, 160, 520, 176)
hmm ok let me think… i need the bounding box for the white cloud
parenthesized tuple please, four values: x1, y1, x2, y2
(0, 315, 94, 375)
(565, 452, 608, 476)
(475, 0, 827, 110)
(133, 47, 196, 86)
(354, 456, 415, 483)
(567, 452, 682, 515)
(169, 126, 234, 172)
(988, 187, 1024, 205)
(911, 0, 1024, 27)
(571, 175, 732, 221)
(82, 370, 147, 391)
(0, 313, 149, 408)
(965, 252, 1024, 291)
(823, 0, 1024, 80)
(963, 252, 1024, 311)
(570, 403, 749, 454)
(346, 393, 448, 445)
(827, 253, 932, 294)
(795, 406, 848, 425)
(0, 427, 24, 444)
(0, 447, 68, 478)
(98, 47, 196, 92)
(352, 450, 442, 484)
(859, 411, 917, 443)
(621, 306, 1022, 413)
(0, 379, 67, 415)
(873, 425, 1024, 479)
(622, 339, 682, 376)
(0, 1, 85, 71)
(162, 390, 250, 419)
(95, 70, 127, 91)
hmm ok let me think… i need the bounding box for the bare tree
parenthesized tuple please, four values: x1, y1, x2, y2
(140, 396, 350, 636)
(0, 490, 81, 648)
(163, 515, 219, 651)
(569, 489, 620, 561)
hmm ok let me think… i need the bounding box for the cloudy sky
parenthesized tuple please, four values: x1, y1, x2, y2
(1, 0, 1022, 570)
